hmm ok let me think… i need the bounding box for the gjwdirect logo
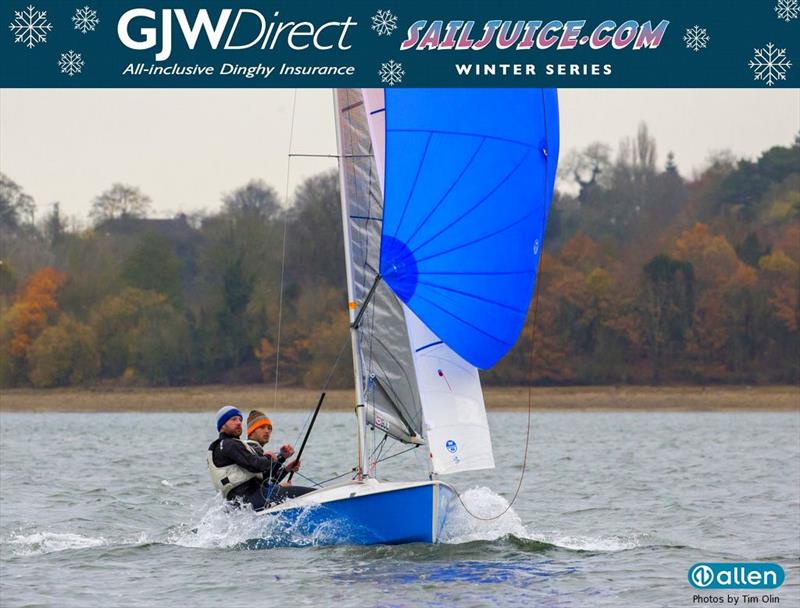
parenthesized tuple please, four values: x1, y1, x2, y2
(117, 8, 357, 61)
(689, 563, 784, 589)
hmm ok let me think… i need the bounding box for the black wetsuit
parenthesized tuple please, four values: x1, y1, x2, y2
(208, 432, 314, 510)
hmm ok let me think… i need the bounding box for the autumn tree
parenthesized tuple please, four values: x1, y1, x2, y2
(27, 315, 99, 387)
(90, 288, 171, 377)
(639, 254, 694, 383)
(0, 267, 65, 386)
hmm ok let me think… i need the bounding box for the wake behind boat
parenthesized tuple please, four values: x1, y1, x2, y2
(218, 87, 559, 546)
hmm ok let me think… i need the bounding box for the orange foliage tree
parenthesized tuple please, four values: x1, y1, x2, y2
(0, 267, 65, 385)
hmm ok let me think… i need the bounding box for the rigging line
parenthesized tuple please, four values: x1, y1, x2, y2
(288, 153, 337, 158)
(273, 88, 299, 409)
(290, 333, 351, 449)
(316, 467, 357, 486)
(369, 434, 388, 474)
(375, 444, 420, 463)
(293, 471, 322, 487)
(456, 90, 551, 521)
(288, 153, 374, 158)
(313, 444, 420, 488)
(454, 250, 544, 521)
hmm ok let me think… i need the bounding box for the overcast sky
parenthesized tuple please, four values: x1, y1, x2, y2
(1, 88, 798, 222)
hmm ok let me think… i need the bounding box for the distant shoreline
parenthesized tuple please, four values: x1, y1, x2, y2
(0, 385, 797, 412)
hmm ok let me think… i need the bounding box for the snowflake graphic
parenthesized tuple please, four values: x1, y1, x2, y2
(379, 59, 404, 86)
(749, 42, 792, 86)
(72, 6, 99, 34)
(58, 50, 84, 76)
(683, 25, 709, 52)
(775, 0, 799, 22)
(8, 4, 52, 48)
(371, 9, 398, 36)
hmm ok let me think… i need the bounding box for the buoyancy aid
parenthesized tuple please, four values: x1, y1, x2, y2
(245, 439, 263, 454)
(207, 438, 263, 498)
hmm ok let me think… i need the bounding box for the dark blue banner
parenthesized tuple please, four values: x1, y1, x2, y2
(1, 1, 798, 87)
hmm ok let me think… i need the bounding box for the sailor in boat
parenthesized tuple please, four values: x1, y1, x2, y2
(244, 409, 315, 502)
(207, 406, 302, 510)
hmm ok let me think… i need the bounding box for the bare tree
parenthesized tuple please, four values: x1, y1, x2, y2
(0, 172, 35, 230)
(632, 122, 657, 175)
(90, 183, 152, 224)
(222, 179, 280, 221)
(557, 142, 612, 202)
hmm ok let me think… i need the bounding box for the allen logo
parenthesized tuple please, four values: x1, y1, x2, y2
(688, 563, 784, 589)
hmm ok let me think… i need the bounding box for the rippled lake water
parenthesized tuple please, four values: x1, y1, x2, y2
(1, 410, 798, 607)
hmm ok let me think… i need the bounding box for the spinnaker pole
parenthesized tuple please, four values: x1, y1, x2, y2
(287, 392, 326, 482)
(332, 89, 369, 481)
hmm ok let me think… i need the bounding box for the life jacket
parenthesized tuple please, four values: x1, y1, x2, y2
(207, 438, 263, 498)
(245, 439, 264, 454)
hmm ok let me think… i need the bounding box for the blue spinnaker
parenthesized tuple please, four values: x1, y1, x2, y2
(380, 89, 559, 369)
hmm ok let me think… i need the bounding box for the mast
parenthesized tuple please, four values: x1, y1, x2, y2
(332, 89, 369, 480)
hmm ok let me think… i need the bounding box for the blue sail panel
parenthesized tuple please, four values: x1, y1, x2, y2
(380, 89, 559, 369)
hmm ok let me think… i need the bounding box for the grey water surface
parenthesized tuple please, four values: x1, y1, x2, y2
(1, 410, 798, 608)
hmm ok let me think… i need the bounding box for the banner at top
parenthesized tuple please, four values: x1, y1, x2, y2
(1, 0, 798, 87)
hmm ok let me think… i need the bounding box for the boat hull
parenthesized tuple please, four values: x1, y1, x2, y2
(259, 479, 456, 545)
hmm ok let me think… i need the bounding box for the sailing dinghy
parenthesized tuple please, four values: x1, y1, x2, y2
(260, 88, 559, 545)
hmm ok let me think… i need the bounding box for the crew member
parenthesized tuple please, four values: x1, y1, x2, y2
(246, 409, 315, 503)
(207, 405, 283, 510)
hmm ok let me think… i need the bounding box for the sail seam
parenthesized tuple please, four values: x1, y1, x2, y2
(412, 293, 514, 347)
(402, 137, 487, 251)
(416, 269, 534, 276)
(387, 148, 534, 267)
(414, 280, 528, 315)
(389, 132, 434, 243)
(415, 341, 443, 353)
(410, 207, 538, 268)
(387, 127, 535, 149)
